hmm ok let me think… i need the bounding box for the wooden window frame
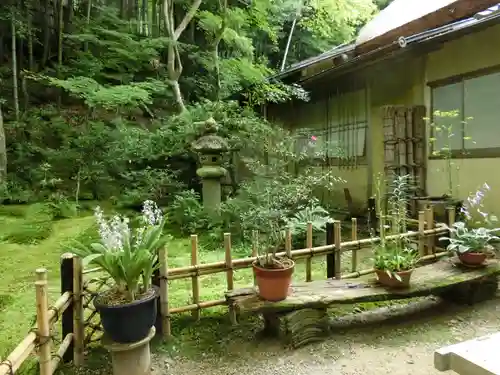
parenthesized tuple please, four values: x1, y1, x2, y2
(428, 65, 500, 159)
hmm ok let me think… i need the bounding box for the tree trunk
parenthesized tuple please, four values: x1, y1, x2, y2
(11, 10, 20, 121)
(0, 103, 7, 183)
(163, 0, 202, 113)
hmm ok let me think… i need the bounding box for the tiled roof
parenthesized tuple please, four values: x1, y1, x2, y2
(275, 3, 500, 81)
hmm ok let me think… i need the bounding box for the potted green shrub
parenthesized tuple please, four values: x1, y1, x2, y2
(253, 222, 295, 301)
(372, 173, 419, 288)
(440, 222, 499, 266)
(373, 243, 419, 288)
(73, 200, 169, 343)
(440, 184, 500, 267)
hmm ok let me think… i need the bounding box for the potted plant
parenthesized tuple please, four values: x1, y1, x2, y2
(440, 222, 499, 266)
(372, 173, 419, 288)
(253, 221, 295, 301)
(440, 184, 500, 267)
(73, 200, 169, 343)
(373, 242, 419, 288)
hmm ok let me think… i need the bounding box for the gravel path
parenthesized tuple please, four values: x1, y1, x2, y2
(152, 296, 500, 375)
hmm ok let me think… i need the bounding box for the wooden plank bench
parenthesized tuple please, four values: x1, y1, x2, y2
(226, 259, 500, 348)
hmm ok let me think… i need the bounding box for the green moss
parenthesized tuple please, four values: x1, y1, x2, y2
(3, 220, 54, 244)
(196, 166, 227, 178)
(0, 205, 28, 217)
(25, 202, 55, 221)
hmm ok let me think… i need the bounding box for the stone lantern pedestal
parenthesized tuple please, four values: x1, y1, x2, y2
(192, 118, 229, 212)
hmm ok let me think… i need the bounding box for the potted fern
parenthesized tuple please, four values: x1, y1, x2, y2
(73, 200, 169, 343)
(253, 221, 295, 301)
(372, 174, 420, 288)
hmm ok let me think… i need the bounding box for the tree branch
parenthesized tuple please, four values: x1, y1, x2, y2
(173, 0, 202, 41)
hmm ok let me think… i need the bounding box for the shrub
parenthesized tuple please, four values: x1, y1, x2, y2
(4, 220, 53, 244)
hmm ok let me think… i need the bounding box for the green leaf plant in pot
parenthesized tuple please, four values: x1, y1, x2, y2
(253, 221, 295, 302)
(440, 183, 500, 267)
(73, 200, 169, 343)
(372, 173, 420, 288)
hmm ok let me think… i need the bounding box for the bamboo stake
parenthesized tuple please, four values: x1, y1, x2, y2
(190, 235, 200, 321)
(159, 247, 171, 339)
(51, 333, 73, 372)
(164, 227, 449, 279)
(418, 211, 426, 257)
(224, 233, 237, 325)
(306, 222, 313, 282)
(35, 269, 51, 375)
(351, 218, 358, 272)
(334, 221, 342, 279)
(285, 227, 292, 259)
(251, 230, 258, 286)
(446, 206, 456, 230)
(425, 205, 435, 254)
(73, 256, 84, 367)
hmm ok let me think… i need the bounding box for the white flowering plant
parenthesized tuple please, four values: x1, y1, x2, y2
(73, 200, 169, 302)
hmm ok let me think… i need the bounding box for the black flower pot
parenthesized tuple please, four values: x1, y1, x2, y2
(94, 285, 159, 343)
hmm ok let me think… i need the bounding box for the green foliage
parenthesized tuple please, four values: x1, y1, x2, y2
(373, 243, 419, 274)
(167, 190, 209, 234)
(372, 173, 419, 278)
(441, 222, 500, 255)
(3, 220, 53, 244)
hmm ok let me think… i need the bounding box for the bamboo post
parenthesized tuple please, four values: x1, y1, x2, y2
(159, 247, 171, 339)
(443, 205, 456, 249)
(306, 222, 313, 282)
(325, 221, 335, 278)
(190, 235, 200, 321)
(334, 221, 342, 279)
(224, 233, 237, 325)
(351, 218, 358, 272)
(72, 256, 84, 366)
(418, 210, 426, 257)
(367, 197, 377, 234)
(35, 269, 51, 375)
(60, 253, 74, 363)
(251, 230, 258, 286)
(285, 227, 292, 259)
(425, 205, 435, 254)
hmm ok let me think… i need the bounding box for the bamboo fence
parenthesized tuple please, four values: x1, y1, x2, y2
(0, 204, 455, 373)
(155, 205, 454, 339)
(0, 254, 84, 375)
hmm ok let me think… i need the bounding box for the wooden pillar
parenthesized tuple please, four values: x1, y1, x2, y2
(60, 253, 74, 363)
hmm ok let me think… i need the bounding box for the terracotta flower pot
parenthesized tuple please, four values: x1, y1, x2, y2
(375, 269, 413, 288)
(252, 260, 295, 301)
(458, 252, 487, 267)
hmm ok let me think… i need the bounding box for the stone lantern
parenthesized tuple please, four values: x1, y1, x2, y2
(192, 118, 228, 212)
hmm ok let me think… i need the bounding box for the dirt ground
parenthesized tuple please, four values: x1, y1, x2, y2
(151, 295, 500, 375)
